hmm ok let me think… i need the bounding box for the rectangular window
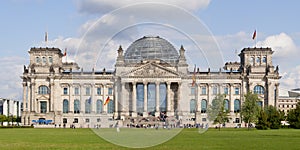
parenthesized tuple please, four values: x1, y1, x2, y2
(201, 87, 206, 95)
(97, 87, 101, 95)
(224, 87, 229, 95)
(97, 118, 101, 122)
(235, 118, 240, 123)
(191, 87, 196, 95)
(85, 118, 90, 123)
(40, 101, 47, 113)
(235, 87, 239, 95)
(49, 57, 53, 63)
(86, 87, 90, 95)
(213, 87, 218, 95)
(73, 118, 78, 123)
(202, 118, 206, 122)
(74, 87, 79, 95)
(63, 87, 68, 95)
(108, 88, 113, 95)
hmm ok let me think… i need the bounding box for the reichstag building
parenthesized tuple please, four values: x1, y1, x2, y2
(21, 36, 281, 128)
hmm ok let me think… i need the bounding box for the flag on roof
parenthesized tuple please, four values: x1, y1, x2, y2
(252, 30, 256, 40)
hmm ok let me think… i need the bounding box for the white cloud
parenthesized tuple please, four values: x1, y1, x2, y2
(280, 65, 300, 91)
(257, 33, 298, 59)
(0, 56, 26, 100)
(76, 0, 211, 15)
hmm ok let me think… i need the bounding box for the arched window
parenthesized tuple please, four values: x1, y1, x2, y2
(42, 57, 47, 64)
(48, 57, 53, 63)
(38, 85, 49, 94)
(201, 99, 207, 113)
(36, 57, 41, 63)
(224, 99, 229, 111)
(262, 57, 266, 63)
(254, 85, 265, 94)
(107, 99, 114, 114)
(96, 99, 103, 114)
(234, 99, 240, 113)
(74, 99, 80, 114)
(190, 99, 196, 113)
(63, 99, 69, 113)
(85, 98, 91, 114)
(256, 57, 260, 64)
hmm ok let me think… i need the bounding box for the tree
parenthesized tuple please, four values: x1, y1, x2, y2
(241, 92, 260, 130)
(256, 109, 269, 130)
(265, 105, 282, 129)
(207, 94, 229, 131)
(0, 115, 7, 126)
(287, 101, 300, 129)
(256, 105, 283, 130)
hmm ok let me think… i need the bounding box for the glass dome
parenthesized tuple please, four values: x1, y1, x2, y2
(124, 36, 179, 64)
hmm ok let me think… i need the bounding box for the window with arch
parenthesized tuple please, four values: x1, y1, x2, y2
(96, 99, 103, 114)
(250, 57, 255, 65)
(63, 99, 69, 113)
(190, 99, 196, 113)
(42, 57, 47, 64)
(38, 85, 49, 94)
(256, 57, 260, 64)
(262, 57, 266, 63)
(36, 57, 41, 63)
(201, 99, 207, 113)
(85, 99, 91, 114)
(107, 99, 114, 114)
(254, 85, 264, 94)
(234, 99, 240, 113)
(74, 99, 80, 114)
(224, 99, 229, 111)
(48, 57, 53, 63)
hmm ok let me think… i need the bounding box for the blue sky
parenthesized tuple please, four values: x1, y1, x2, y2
(0, 0, 299, 99)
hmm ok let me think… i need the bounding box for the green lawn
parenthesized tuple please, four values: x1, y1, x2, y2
(0, 128, 300, 150)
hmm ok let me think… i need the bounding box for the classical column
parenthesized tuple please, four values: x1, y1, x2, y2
(91, 84, 94, 114)
(103, 84, 107, 113)
(114, 83, 118, 116)
(69, 84, 73, 113)
(177, 82, 182, 117)
(22, 82, 27, 111)
(197, 84, 201, 112)
(207, 83, 210, 105)
(167, 82, 171, 113)
(155, 81, 160, 116)
(121, 82, 129, 116)
(143, 81, 148, 117)
(31, 82, 36, 112)
(50, 82, 55, 112)
(80, 85, 84, 114)
(275, 83, 279, 107)
(132, 82, 137, 117)
(230, 83, 234, 113)
(27, 82, 31, 113)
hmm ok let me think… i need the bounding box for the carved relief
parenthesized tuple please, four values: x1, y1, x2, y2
(130, 64, 177, 77)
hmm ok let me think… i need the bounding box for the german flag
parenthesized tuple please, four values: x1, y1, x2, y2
(104, 96, 110, 105)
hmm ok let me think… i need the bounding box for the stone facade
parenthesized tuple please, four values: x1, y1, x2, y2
(0, 98, 22, 117)
(21, 36, 281, 128)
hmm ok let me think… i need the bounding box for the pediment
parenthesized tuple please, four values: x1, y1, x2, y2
(36, 95, 49, 100)
(122, 62, 179, 78)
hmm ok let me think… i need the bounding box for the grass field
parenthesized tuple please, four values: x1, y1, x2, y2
(0, 128, 300, 150)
